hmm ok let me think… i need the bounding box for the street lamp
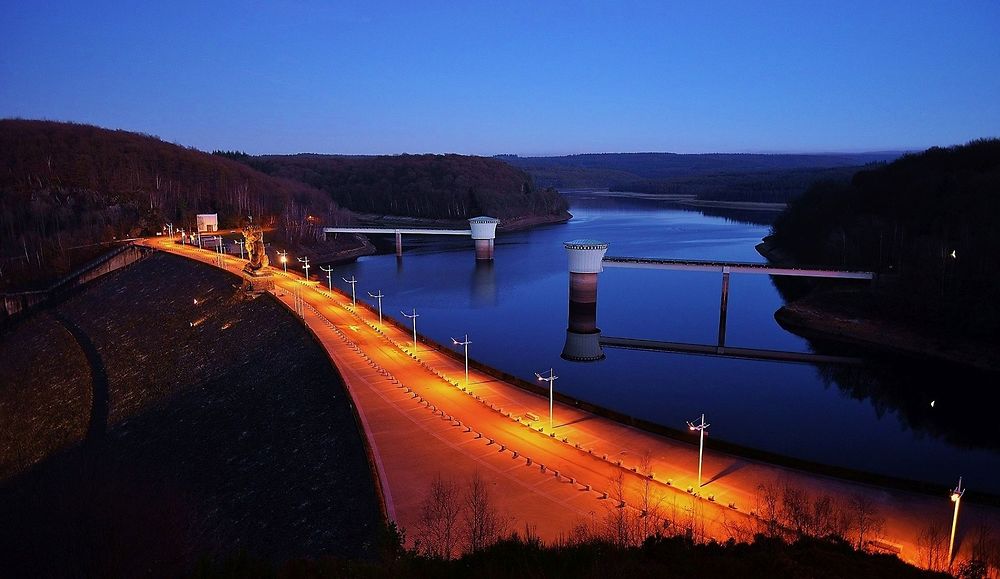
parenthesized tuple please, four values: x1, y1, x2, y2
(402, 308, 419, 349)
(277, 250, 288, 273)
(343, 276, 357, 308)
(235, 239, 245, 259)
(535, 368, 558, 429)
(320, 265, 334, 291)
(451, 334, 471, 389)
(298, 256, 311, 280)
(949, 477, 966, 565)
(368, 290, 384, 325)
(687, 413, 710, 488)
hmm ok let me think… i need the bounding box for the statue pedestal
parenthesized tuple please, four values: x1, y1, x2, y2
(242, 270, 275, 293)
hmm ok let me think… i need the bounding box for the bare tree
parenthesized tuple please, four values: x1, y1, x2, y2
(780, 481, 811, 536)
(720, 512, 755, 544)
(754, 481, 782, 537)
(970, 522, 997, 579)
(918, 523, 948, 572)
(462, 471, 511, 553)
(602, 469, 636, 547)
(636, 451, 666, 541)
(810, 494, 842, 539)
(849, 494, 884, 551)
(417, 474, 463, 559)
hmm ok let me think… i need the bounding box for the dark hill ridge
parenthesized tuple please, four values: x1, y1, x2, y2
(0, 119, 351, 290)
(0, 251, 381, 574)
(769, 138, 1000, 354)
(501, 151, 904, 203)
(222, 152, 570, 223)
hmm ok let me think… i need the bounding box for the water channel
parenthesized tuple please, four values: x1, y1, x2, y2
(331, 190, 1000, 494)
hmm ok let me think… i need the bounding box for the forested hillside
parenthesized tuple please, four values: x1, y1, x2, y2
(221, 152, 569, 222)
(502, 152, 902, 202)
(0, 120, 351, 290)
(771, 139, 1000, 337)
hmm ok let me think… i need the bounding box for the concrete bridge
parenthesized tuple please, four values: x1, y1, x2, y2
(562, 240, 875, 364)
(324, 216, 500, 260)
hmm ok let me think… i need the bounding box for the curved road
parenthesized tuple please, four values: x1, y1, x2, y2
(142, 237, 999, 569)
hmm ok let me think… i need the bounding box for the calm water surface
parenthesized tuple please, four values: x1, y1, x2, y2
(332, 190, 1000, 493)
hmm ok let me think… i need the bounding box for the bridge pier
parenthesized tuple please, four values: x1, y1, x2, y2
(395, 231, 402, 257)
(469, 217, 500, 261)
(562, 240, 608, 361)
(717, 267, 730, 353)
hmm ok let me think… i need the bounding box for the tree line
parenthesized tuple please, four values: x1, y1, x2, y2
(217, 152, 570, 221)
(0, 120, 351, 290)
(194, 469, 988, 578)
(770, 139, 1000, 338)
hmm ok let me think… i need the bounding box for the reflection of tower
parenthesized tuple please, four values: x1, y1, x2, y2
(470, 260, 498, 307)
(562, 240, 608, 361)
(469, 216, 500, 261)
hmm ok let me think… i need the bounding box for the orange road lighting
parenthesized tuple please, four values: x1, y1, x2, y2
(949, 477, 965, 564)
(452, 334, 472, 389)
(368, 290, 385, 325)
(535, 368, 558, 429)
(687, 413, 710, 488)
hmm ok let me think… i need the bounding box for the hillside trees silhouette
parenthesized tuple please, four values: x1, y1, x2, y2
(770, 139, 1000, 337)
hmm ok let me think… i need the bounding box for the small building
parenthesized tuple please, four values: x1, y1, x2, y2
(196, 213, 219, 232)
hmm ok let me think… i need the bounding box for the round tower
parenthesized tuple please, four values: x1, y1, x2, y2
(561, 240, 608, 361)
(468, 216, 500, 260)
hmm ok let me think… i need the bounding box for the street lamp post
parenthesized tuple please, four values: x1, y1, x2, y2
(277, 250, 288, 273)
(343, 276, 357, 308)
(949, 477, 966, 565)
(320, 265, 334, 291)
(451, 334, 471, 389)
(235, 239, 245, 259)
(368, 290, 384, 325)
(298, 256, 311, 280)
(687, 413, 710, 488)
(402, 308, 419, 349)
(534, 368, 558, 429)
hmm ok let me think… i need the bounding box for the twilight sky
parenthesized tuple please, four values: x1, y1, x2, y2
(2, 1, 998, 156)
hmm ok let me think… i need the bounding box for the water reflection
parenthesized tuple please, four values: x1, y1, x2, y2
(470, 261, 497, 307)
(331, 191, 1000, 492)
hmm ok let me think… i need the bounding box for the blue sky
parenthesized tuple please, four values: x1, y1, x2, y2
(2, 1, 998, 155)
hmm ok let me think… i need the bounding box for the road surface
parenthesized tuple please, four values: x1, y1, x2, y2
(142, 237, 999, 568)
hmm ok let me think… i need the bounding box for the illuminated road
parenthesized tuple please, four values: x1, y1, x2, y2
(143, 237, 999, 567)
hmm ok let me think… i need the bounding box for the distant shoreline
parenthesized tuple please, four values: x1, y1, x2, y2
(353, 210, 572, 232)
(561, 189, 786, 212)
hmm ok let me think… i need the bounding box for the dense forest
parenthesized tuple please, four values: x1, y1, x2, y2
(770, 139, 1000, 338)
(502, 151, 902, 202)
(218, 152, 570, 222)
(0, 120, 351, 290)
(609, 166, 867, 203)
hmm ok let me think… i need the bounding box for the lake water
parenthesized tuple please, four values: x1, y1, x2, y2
(331, 190, 1000, 494)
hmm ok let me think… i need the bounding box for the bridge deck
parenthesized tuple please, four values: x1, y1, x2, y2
(600, 336, 863, 365)
(602, 256, 874, 279)
(323, 227, 471, 236)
